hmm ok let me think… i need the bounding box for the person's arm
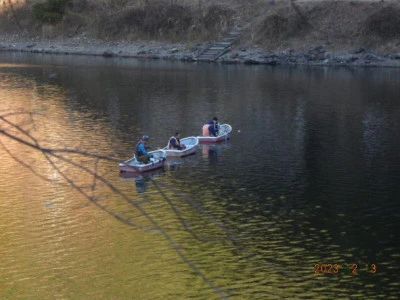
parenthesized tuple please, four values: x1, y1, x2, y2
(138, 143, 152, 157)
(172, 138, 183, 150)
(178, 139, 185, 149)
(209, 125, 217, 137)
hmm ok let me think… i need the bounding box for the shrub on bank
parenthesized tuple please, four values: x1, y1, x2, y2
(364, 7, 400, 39)
(33, 0, 70, 23)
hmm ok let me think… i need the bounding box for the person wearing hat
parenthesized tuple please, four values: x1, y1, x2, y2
(202, 117, 219, 137)
(135, 135, 153, 163)
(167, 131, 186, 150)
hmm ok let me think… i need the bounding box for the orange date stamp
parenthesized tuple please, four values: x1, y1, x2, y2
(314, 263, 377, 274)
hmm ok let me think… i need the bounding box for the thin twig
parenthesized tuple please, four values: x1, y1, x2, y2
(1, 112, 229, 297)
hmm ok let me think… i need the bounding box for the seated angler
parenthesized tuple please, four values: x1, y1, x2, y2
(135, 135, 153, 163)
(202, 117, 219, 137)
(168, 131, 186, 150)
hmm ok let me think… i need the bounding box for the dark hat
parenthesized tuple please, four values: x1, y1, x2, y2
(175, 131, 180, 136)
(142, 135, 149, 141)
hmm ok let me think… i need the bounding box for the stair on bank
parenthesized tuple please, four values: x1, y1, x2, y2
(195, 30, 242, 62)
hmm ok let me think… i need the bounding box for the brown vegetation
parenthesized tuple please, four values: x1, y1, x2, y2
(364, 7, 400, 38)
(0, 0, 399, 53)
(247, 0, 400, 52)
(95, 2, 234, 42)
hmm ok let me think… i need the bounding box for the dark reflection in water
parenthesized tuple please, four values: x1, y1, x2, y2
(119, 168, 166, 194)
(0, 52, 399, 299)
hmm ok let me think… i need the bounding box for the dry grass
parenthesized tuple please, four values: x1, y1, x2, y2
(246, 0, 400, 52)
(92, 2, 235, 42)
(0, 0, 399, 53)
(364, 7, 400, 38)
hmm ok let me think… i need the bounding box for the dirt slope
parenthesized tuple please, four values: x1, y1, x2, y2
(0, 0, 399, 55)
(246, 0, 400, 53)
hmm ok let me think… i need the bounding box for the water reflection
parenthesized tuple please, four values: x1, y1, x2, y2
(1, 54, 400, 298)
(200, 142, 231, 163)
(119, 168, 165, 193)
(201, 144, 219, 161)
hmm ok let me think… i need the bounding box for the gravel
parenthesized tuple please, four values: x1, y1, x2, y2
(1, 34, 399, 68)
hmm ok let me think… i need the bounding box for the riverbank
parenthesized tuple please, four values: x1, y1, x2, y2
(1, 33, 400, 68)
(1, 0, 400, 67)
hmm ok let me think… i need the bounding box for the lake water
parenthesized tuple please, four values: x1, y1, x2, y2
(0, 52, 399, 299)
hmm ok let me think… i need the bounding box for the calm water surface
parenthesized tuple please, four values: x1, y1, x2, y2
(0, 52, 399, 299)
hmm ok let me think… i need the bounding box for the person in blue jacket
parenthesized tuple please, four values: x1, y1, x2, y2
(135, 135, 153, 163)
(202, 117, 219, 137)
(207, 117, 219, 136)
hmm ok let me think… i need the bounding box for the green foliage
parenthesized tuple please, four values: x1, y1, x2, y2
(33, 0, 70, 23)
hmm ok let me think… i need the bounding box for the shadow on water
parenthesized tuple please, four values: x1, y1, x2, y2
(119, 167, 166, 193)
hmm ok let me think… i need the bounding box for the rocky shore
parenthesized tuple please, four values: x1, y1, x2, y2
(1, 34, 400, 68)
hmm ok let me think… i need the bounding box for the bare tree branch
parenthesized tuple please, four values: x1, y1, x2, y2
(1, 110, 228, 297)
(7, 0, 27, 35)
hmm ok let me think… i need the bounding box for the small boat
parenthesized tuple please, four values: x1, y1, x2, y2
(197, 124, 232, 143)
(163, 136, 199, 157)
(119, 167, 165, 179)
(119, 149, 167, 173)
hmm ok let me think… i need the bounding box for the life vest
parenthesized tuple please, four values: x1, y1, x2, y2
(202, 124, 210, 136)
(135, 140, 144, 156)
(167, 136, 178, 149)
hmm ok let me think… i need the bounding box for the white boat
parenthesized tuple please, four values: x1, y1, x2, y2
(119, 149, 167, 173)
(119, 167, 165, 179)
(163, 136, 199, 157)
(197, 124, 232, 143)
